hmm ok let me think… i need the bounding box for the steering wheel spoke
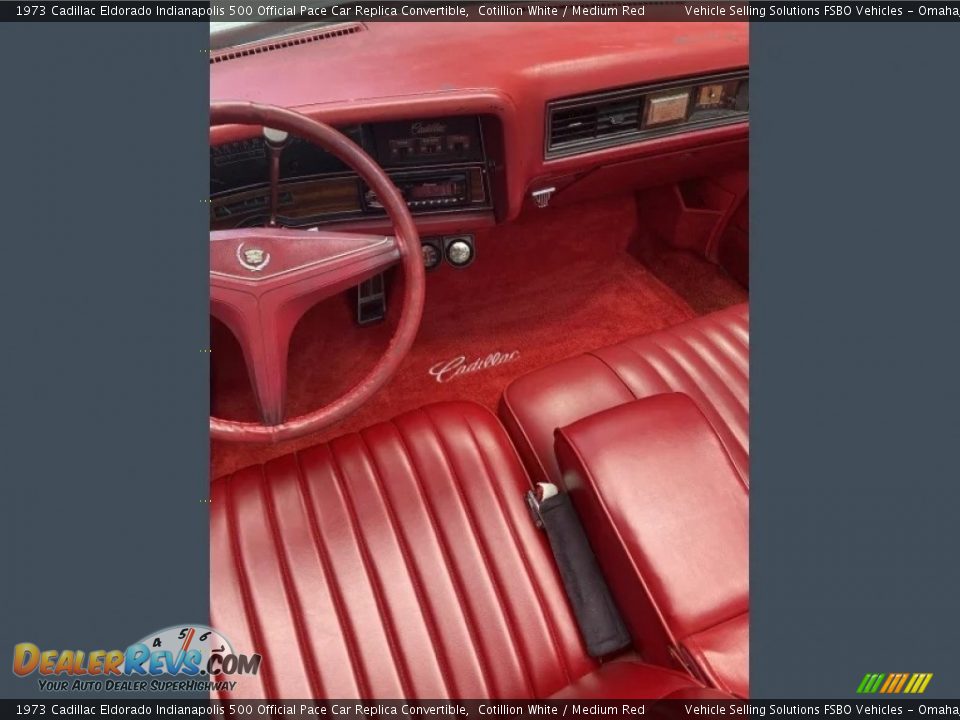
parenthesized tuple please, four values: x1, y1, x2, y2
(209, 289, 293, 426)
(211, 227, 400, 300)
(210, 228, 401, 426)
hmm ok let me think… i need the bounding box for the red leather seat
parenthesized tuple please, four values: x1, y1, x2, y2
(210, 401, 712, 699)
(498, 305, 749, 696)
(500, 303, 748, 486)
(555, 395, 749, 697)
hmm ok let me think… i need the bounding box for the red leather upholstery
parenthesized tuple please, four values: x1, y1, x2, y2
(555, 394, 749, 698)
(500, 303, 748, 486)
(211, 401, 708, 699)
(549, 657, 727, 700)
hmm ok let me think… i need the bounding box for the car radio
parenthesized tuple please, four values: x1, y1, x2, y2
(363, 167, 488, 212)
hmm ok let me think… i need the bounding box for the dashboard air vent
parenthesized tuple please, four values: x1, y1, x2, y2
(546, 71, 749, 159)
(550, 98, 642, 147)
(210, 24, 364, 65)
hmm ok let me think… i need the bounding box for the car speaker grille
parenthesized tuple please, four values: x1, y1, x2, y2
(210, 24, 364, 65)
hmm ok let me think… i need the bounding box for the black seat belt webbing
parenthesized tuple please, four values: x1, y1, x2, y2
(527, 484, 631, 658)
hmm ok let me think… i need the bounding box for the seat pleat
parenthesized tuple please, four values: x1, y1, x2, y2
(261, 453, 361, 698)
(691, 322, 749, 382)
(648, 334, 749, 446)
(395, 410, 531, 698)
(591, 344, 673, 398)
(724, 308, 750, 346)
(298, 443, 406, 699)
(209, 472, 270, 701)
(650, 334, 749, 481)
(599, 337, 748, 484)
(259, 460, 325, 698)
(420, 407, 540, 697)
(291, 452, 367, 698)
(459, 411, 599, 695)
(434, 407, 601, 694)
(228, 465, 309, 697)
(501, 303, 749, 490)
(212, 402, 605, 700)
(368, 422, 493, 698)
(676, 329, 749, 409)
(329, 433, 450, 699)
(661, 331, 750, 484)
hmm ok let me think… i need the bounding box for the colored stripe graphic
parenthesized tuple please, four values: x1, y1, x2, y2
(859, 673, 933, 694)
(857, 674, 885, 693)
(882, 673, 903, 693)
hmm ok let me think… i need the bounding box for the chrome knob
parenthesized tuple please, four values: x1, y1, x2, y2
(445, 239, 474, 268)
(421, 242, 441, 270)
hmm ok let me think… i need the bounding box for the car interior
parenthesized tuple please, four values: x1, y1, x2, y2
(208, 21, 749, 700)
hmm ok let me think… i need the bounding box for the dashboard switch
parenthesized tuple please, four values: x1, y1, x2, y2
(421, 239, 443, 271)
(444, 235, 475, 268)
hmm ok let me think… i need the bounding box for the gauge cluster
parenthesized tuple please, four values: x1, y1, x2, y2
(210, 126, 364, 196)
(209, 116, 490, 228)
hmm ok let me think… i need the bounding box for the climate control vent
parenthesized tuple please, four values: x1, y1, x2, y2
(210, 24, 364, 65)
(550, 97, 642, 147)
(546, 71, 749, 159)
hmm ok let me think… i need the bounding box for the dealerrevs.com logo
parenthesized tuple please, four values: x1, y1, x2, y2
(12, 624, 261, 693)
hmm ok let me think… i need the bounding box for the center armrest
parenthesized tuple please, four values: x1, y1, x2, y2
(554, 393, 749, 698)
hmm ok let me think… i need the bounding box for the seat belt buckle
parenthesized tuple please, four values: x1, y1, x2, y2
(525, 482, 559, 530)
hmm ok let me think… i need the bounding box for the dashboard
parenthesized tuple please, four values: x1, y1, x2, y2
(210, 115, 491, 229)
(209, 22, 749, 230)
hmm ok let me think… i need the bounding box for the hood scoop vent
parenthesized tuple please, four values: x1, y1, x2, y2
(211, 24, 364, 65)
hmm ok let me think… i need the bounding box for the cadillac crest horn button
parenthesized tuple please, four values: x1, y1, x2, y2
(236, 243, 271, 272)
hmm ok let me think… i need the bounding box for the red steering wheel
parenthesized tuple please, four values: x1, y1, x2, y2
(209, 102, 425, 443)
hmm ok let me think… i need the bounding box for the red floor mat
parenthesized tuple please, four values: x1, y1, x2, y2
(643, 249, 748, 315)
(211, 195, 696, 478)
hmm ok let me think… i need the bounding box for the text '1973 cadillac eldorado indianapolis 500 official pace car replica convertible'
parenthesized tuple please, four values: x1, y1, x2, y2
(207, 19, 749, 700)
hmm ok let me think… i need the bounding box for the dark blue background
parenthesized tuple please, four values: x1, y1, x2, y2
(0, 23, 210, 698)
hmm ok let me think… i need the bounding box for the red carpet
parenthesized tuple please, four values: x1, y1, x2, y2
(642, 249, 748, 316)
(211, 194, 697, 478)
